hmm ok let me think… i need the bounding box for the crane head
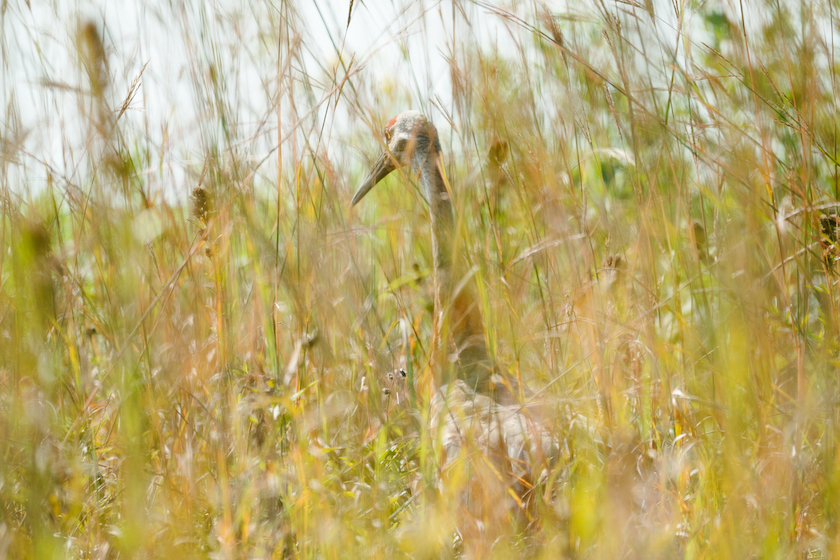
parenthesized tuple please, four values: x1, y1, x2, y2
(350, 110, 439, 206)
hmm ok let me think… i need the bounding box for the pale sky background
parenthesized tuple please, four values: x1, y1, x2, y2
(0, 0, 783, 200)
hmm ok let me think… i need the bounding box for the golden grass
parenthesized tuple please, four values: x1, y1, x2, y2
(2, 0, 840, 558)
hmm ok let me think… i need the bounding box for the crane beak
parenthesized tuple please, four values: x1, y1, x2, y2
(351, 151, 397, 206)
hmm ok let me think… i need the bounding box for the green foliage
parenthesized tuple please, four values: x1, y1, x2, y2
(2, 0, 840, 558)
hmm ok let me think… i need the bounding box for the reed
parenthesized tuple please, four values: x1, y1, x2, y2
(1, 0, 838, 557)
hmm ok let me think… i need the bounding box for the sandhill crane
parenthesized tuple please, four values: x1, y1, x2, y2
(351, 110, 521, 399)
(351, 111, 558, 532)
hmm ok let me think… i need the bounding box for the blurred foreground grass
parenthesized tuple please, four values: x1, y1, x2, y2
(2, 0, 840, 558)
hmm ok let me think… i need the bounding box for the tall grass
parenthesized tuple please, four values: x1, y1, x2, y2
(2, 0, 839, 557)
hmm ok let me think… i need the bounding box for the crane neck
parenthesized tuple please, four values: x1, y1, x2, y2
(417, 143, 454, 273)
(417, 145, 493, 393)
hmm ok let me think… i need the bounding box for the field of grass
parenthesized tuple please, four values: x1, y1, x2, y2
(3, 0, 840, 557)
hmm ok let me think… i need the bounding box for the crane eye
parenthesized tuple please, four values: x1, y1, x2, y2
(384, 129, 391, 141)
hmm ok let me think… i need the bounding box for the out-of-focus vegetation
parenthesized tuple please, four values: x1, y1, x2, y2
(2, 0, 840, 557)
